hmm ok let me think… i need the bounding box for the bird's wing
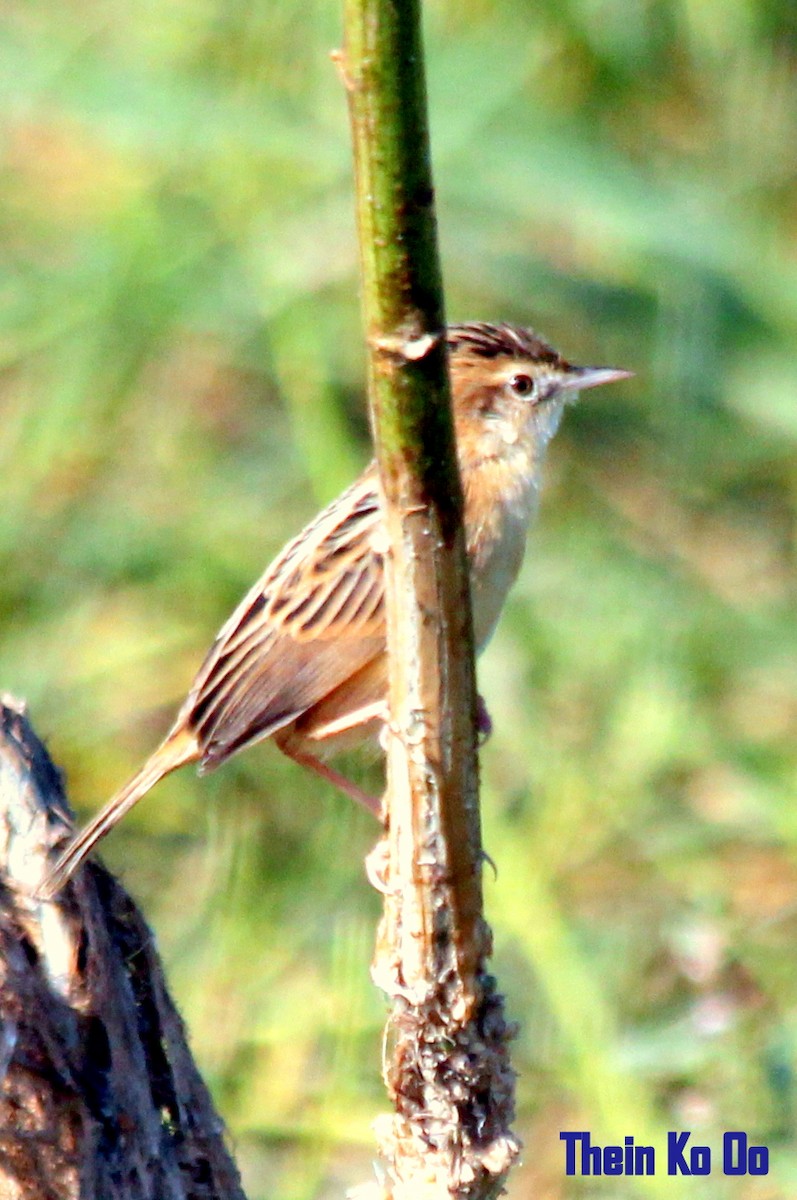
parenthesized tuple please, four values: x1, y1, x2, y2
(179, 465, 386, 764)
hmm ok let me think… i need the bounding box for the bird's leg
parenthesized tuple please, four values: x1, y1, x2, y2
(278, 744, 383, 818)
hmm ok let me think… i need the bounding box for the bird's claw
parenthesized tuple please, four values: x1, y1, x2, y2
(476, 694, 493, 745)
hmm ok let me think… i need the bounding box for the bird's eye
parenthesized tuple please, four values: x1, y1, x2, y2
(509, 373, 534, 398)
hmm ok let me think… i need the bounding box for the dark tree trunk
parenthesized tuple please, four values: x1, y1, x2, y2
(0, 695, 247, 1200)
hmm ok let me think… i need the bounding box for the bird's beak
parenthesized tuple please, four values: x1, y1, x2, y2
(559, 365, 634, 392)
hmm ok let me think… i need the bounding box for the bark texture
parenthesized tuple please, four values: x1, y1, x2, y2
(0, 695, 246, 1200)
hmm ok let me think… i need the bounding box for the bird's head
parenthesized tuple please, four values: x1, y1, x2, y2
(447, 322, 631, 466)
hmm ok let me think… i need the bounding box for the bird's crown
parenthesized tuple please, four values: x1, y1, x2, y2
(446, 322, 564, 367)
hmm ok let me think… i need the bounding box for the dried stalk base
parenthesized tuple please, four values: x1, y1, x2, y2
(375, 980, 519, 1199)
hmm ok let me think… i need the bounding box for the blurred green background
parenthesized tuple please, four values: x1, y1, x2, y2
(2, 0, 797, 1195)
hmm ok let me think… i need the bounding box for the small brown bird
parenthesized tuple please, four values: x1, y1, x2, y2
(41, 322, 630, 896)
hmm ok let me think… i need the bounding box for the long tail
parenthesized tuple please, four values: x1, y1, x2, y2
(38, 727, 199, 899)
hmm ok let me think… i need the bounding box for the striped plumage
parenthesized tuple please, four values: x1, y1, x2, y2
(41, 322, 630, 895)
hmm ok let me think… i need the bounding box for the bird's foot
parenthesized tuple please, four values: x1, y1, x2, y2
(476, 694, 493, 745)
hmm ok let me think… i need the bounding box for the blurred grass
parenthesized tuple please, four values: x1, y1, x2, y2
(2, 0, 797, 1196)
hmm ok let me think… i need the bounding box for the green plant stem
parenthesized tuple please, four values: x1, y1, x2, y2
(343, 1, 518, 1195)
(344, 0, 483, 1022)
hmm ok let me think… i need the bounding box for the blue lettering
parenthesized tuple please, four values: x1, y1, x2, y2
(724, 1132, 747, 1176)
(560, 1132, 585, 1176)
(692, 1146, 711, 1175)
(623, 1136, 655, 1175)
(668, 1132, 711, 1175)
(668, 1132, 692, 1175)
(749, 1146, 769, 1175)
(722, 1132, 769, 1176)
(635, 1144, 656, 1175)
(604, 1146, 623, 1175)
(560, 1131, 658, 1177)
